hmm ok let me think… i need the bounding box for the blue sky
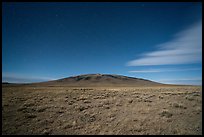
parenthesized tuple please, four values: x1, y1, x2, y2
(2, 2, 202, 85)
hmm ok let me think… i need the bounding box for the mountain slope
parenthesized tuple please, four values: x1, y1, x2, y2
(34, 74, 164, 87)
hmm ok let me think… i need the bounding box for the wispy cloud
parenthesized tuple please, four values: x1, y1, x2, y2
(129, 70, 161, 73)
(129, 68, 200, 73)
(127, 21, 202, 66)
(2, 72, 57, 83)
(157, 78, 202, 85)
(159, 78, 202, 81)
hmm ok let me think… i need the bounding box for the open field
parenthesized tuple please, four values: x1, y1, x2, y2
(2, 85, 202, 135)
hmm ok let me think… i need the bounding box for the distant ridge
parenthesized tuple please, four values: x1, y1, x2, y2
(2, 82, 10, 84)
(31, 73, 165, 87)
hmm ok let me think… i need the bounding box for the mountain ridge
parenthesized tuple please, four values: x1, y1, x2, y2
(33, 73, 164, 87)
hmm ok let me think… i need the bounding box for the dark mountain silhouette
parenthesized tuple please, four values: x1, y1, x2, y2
(33, 74, 165, 87)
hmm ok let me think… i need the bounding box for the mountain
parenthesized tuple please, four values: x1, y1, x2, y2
(33, 74, 164, 87)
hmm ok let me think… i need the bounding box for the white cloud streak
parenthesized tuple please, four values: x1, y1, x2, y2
(129, 70, 161, 73)
(127, 21, 202, 66)
(157, 78, 202, 85)
(129, 68, 200, 73)
(2, 72, 57, 83)
(158, 78, 202, 81)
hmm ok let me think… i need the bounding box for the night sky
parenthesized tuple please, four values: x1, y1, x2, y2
(2, 2, 202, 85)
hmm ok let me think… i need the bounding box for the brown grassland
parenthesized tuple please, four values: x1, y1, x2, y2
(2, 85, 202, 135)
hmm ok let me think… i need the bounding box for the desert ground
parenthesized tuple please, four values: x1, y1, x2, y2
(2, 85, 202, 135)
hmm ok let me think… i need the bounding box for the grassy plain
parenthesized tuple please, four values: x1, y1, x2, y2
(2, 85, 202, 135)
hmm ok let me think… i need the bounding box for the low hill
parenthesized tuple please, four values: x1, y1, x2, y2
(31, 74, 165, 87)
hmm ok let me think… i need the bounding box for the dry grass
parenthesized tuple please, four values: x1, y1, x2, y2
(2, 85, 202, 135)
